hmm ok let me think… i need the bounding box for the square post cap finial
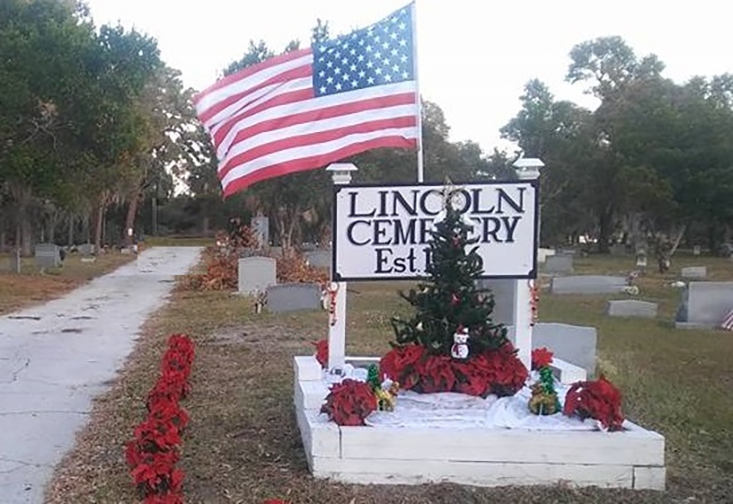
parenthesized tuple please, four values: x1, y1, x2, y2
(326, 163, 358, 185)
(513, 157, 545, 180)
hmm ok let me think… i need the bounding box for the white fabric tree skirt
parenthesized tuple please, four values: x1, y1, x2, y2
(324, 365, 602, 431)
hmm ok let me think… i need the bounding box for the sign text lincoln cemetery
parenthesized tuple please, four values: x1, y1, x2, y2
(332, 181, 539, 281)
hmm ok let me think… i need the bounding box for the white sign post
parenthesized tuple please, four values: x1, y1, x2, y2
(326, 163, 358, 375)
(512, 157, 544, 370)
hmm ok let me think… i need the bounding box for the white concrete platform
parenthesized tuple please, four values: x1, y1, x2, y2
(294, 355, 666, 490)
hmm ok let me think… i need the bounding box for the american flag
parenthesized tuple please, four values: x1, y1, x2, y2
(194, 4, 418, 196)
(722, 307, 733, 331)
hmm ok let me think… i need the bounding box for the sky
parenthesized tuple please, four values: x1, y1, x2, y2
(84, 0, 732, 155)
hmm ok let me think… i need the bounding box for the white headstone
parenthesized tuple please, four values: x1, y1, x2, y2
(676, 282, 733, 328)
(551, 275, 627, 295)
(681, 266, 707, 279)
(544, 255, 573, 274)
(607, 300, 658, 319)
(238, 256, 277, 295)
(34, 243, 61, 269)
(507, 322, 597, 375)
(538, 248, 555, 264)
(304, 250, 331, 270)
(266, 283, 322, 313)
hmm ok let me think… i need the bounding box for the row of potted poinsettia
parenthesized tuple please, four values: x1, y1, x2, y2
(125, 334, 195, 504)
(315, 339, 624, 431)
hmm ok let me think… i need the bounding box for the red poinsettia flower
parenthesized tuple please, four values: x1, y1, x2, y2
(262, 500, 290, 504)
(563, 375, 625, 431)
(478, 346, 529, 397)
(380, 344, 425, 389)
(451, 359, 489, 397)
(531, 347, 554, 370)
(321, 379, 377, 426)
(144, 492, 184, 504)
(415, 354, 456, 393)
(313, 339, 328, 368)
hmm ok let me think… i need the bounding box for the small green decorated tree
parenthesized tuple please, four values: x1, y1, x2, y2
(381, 187, 528, 397)
(391, 199, 509, 356)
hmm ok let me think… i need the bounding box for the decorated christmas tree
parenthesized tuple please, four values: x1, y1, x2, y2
(391, 195, 508, 355)
(381, 184, 528, 398)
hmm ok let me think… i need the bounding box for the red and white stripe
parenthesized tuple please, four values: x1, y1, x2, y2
(193, 49, 418, 196)
(721, 307, 733, 331)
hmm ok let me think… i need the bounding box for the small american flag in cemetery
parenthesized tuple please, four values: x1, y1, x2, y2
(194, 4, 418, 196)
(721, 307, 733, 331)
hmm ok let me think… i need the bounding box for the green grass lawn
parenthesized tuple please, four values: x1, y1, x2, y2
(47, 253, 733, 503)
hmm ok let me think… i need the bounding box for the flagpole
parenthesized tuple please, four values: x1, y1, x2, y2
(411, 1, 424, 183)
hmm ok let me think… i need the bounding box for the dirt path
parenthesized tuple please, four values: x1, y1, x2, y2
(0, 247, 202, 503)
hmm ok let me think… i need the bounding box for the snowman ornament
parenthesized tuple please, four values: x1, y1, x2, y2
(451, 327, 470, 360)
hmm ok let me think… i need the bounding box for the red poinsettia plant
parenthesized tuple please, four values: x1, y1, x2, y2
(126, 334, 195, 503)
(321, 379, 378, 426)
(563, 375, 625, 431)
(380, 342, 528, 398)
(531, 347, 554, 370)
(313, 339, 328, 368)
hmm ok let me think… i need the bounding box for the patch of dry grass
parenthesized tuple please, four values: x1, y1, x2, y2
(0, 252, 134, 315)
(45, 256, 733, 503)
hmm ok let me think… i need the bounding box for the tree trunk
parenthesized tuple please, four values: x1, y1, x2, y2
(0, 230, 5, 252)
(124, 190, 141, 247)
(83, 214, 90, 244)
(597, 207, 614, 254)
(669, 224, 687, 257)
(285, 210, 299, 252)
(46, 210, 57, 243)
(91, 200, 105, 252)
(67, 214, 74, 246)
(17, 190, 33, 256)
(151, 195, 158, 236)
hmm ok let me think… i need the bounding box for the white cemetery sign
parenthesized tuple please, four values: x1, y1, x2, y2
(332, 181, 539, 281)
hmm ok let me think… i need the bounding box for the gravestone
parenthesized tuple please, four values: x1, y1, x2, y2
(269, 246, 283, 258)
(681, 266, 707, 279)
(507, 322, 597, 375)
(238, 256, 277, 295)
(305, 250, 331, 270)
(693, 245, 701, 256)
(266, 282, 322, 313)
(79, 243, 95, 256)
(544, 255, 573, 274)
(239, 247, 257, 258)
(9, 253, 20, 272)
(676, 282, 733, 329)
(251, 215, 269, 248)
(538, 248, 555, 264)
(636, 253, 648, 268)
(607, 300, 658, 319)
(610, 244, 626, 256)
(551, 275, 626, 295)
(34, 243, 61, 269)
(476, 279, 516, 326)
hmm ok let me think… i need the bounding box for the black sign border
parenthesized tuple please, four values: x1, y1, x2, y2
(331, 179, 540, 282)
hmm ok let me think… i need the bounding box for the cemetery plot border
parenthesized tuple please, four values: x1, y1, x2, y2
(294, 356, 665, 490)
